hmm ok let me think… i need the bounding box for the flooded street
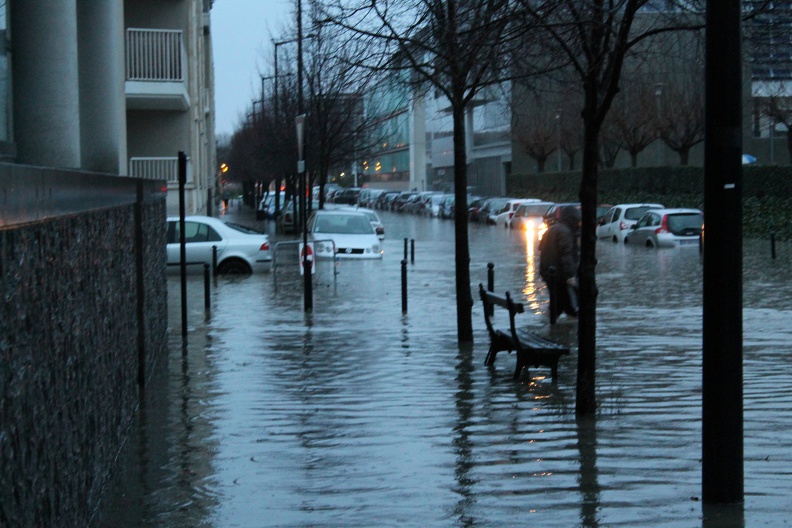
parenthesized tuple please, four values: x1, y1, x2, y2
(98, 209, 792, 527)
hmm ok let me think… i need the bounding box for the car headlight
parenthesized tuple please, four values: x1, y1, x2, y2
(371, 244, 381, 254)
(316, 241, 334, 254)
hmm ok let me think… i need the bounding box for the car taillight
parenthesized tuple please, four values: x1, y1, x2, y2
(655, 215, 670, 234)
(619, 221, 629, 231)
(509, 212, 514, 219)
(259, 242, 269, 251)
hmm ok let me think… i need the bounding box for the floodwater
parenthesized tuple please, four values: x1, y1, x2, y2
(97, 208, 792, 527)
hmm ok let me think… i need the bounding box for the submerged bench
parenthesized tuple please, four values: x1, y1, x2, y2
(479, 283, 570, 380)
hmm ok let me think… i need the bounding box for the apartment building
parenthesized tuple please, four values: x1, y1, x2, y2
(6, 0, 216, 215)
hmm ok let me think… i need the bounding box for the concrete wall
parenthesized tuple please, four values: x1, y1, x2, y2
(0, 164, 167, 527)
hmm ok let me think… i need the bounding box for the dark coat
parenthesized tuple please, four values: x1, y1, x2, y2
(539, 206, 580, 280)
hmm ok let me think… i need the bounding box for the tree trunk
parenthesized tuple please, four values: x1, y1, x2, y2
(785, 129, 792, 163)
(630, 151, 638, 167)
(536, 157, 546, 173)
(577, 111, 600, 416)
(680, 147, 690, 166)
(567, 152, 576, 171)
(452, 100, 474, 344)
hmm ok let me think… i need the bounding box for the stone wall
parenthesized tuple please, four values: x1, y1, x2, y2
(0, 169, 167, 527)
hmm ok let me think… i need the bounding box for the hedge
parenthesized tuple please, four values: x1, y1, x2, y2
(507, 166, 792, 240)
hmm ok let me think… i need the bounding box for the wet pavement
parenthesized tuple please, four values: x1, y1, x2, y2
(97, 205, 792, 527)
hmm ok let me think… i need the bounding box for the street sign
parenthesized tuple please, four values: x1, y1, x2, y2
(299, 242, 315, 275)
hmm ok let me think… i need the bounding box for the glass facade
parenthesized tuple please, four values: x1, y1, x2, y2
(362, 72, 411, 184)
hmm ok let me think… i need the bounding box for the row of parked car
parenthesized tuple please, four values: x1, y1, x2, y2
(346, 188, 705, 249)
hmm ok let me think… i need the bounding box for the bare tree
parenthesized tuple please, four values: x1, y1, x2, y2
(514, 90, 560, 173)
(609, 81, 658, 167)
(518, 1, 704, 414)
(323, 0, 524, 343)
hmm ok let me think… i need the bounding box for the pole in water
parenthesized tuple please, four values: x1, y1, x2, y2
(403, 237, 408, 260)
(411, 239, 415, 263)
(771, 233, 776, 259)
(204, 264, 211, 313)
(401, 259, 408, 314)
(487, 262, 495, 317)
(178, 151, 188, 343)
(212, 245, 218, 276)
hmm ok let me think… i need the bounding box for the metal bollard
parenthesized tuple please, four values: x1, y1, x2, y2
(403, 237, 408, 260)
(410, 239, 415, 263)
(204, 264, 211, 313)
(771, 233, 777, 260)
(212, 245, 218, 276)
(401, 259, 408, 314)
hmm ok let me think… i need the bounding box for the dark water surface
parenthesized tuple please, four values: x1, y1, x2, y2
(97, 210, 792, 527)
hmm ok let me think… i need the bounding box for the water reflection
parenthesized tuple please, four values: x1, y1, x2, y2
(97, 212, 792, 527)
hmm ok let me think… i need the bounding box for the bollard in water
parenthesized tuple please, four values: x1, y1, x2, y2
(403, 237, 408, 260)
(401, 259, 408, 314)
(411, 239, 415, 263)
(771, 233, 777, 260)
(212, 245, 218, 276)
(204, 264, 211, 313)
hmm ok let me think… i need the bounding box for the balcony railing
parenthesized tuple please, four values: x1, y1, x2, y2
(130, 157, 191, 184)
(126, 28, 183, 82)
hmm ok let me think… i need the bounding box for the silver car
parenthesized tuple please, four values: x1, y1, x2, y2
(166, 216, 272, 274)
(624, 208, 704, 248)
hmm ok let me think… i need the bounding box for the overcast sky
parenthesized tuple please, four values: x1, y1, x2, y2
(212, 0, 294, 139)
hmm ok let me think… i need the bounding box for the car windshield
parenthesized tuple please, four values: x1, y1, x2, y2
(667, 213, 703, 234)
(625, 206, 657, 220)
(315, 214, 374, 234)
(516, 204, 552, 217)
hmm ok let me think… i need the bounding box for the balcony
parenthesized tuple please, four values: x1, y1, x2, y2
(125, 28, 190, 111)
(130, 157, 192, 185)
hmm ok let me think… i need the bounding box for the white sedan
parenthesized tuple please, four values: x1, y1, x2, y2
(166, 216, 272, 274)
(307, 209, 383, 259)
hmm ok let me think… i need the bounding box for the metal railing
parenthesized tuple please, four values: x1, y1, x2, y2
(126, 28, 184, 81)
(129, 157, 187, 183)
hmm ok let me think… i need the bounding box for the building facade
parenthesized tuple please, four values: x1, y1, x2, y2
(5, 0, 216, 215)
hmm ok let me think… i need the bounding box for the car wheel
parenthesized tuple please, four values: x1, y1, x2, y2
(217, 259, 252, 275)
(646, 239, 655, 249)
(624, 237, 630, 245)
(612, 235, 618, 243)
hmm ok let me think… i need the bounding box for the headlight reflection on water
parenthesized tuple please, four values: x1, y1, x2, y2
(522, 221, 543, 314)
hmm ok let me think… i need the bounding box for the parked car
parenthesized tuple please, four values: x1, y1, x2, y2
(307, 209, 383, 259)
(484, 197, 513, 225)
(333, 187, 362, 205)
(467, 196, 490, 223)
(624, 208, 704, 248)
(392, 191, 418, 212)
(494, 198, 542, 228)
(426, 193, 451, 217)
(376, 191, 400, 210)
(166, 216, 272, 274)
(596, 203, 664, 243)
(510, 201, 554, 231)
(539, 202, 581, 239)
(337, 205, 385, 239)
(255, 191, 286, 220)
(438, 194, 456, 219)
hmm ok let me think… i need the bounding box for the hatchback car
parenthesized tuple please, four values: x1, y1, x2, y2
(624, 208, 704, 248)
(596, 203, 664, 243)
(166, 216, 272, 274)
(307, 209, 383, 259)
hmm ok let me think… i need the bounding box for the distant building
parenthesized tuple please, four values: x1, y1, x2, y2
(4, 0, 216, 214)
